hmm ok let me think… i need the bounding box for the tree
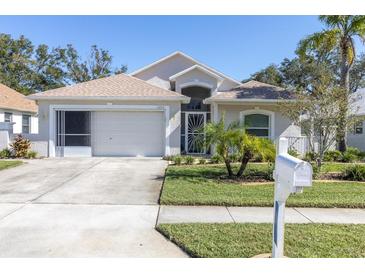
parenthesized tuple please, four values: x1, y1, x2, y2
(0, 33, 127, 94)
(62, 44, 127, 84)
(296, 15, 365, 152)
(244, 64, 283, 86)
(279, 66, 359, 169)
(204, 116, 275, 178)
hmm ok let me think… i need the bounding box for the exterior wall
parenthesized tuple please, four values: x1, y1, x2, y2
(217, 103, 301, 142)
(0, 109, 38, 134)
(348, 120, 365, 151)
(36, 100, 182, 157)
(175, 69, 218, 95)
(133, 54, 238, 92)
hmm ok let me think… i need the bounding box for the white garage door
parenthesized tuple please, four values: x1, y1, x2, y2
(92, 111, 165, 156)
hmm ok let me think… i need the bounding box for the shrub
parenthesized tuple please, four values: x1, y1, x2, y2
(26, 150, 38, 159)
(172, 155, 183, 165)
(199, 158, 206, 165)
(303, 151, 317, 162)
(162, 155, 174, 161)
(10, 135, 31, 158)
(210, 154, 223, 164)
(342, 151, 358, 163)
(343, 165, 365, 181)
(265, 163, 275, 181)
(0, 148, 12, 159)
(228, 153, 240, 163)
(323, 150, 342, 162)
(359, 151, 365, 162)
(288, 148, 300, 158)
(185, 155, 194, 165)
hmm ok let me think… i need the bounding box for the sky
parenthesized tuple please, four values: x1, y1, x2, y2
(0, 16, 330, 80)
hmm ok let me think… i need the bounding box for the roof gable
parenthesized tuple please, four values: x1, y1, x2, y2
(130, 51, 241, 86)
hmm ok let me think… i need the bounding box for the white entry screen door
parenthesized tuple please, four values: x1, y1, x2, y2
(185, 112, 206, 154)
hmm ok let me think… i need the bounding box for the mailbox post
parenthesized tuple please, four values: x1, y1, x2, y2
(272, 137, 313, 258)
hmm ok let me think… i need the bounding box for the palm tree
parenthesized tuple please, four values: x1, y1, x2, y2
(296, 15, 365, 152)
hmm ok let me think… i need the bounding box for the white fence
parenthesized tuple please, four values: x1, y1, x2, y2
(286, 136, 310, 156)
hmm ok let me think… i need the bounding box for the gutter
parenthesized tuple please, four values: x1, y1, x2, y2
(27, 95, 191, 104)
(203, 98, 296, 104)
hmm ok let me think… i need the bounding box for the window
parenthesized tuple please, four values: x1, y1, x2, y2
(244, 113, 270, 138)
(22, 114, 31, 134)
(4, 112, 12, 123)
(354, 121, 363, 134)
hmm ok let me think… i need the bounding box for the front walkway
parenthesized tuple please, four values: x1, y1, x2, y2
(158, 206, 365, 224)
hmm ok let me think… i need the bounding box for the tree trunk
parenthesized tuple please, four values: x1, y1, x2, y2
(337, 40, 351, 152)
(224, 159, 234, 178)
(236, 152, 252, 177)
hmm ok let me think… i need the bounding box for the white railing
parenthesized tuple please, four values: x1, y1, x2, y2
(286, 136, 310, 155)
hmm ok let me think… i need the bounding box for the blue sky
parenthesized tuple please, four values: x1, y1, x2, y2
(0, 16, 328, 80)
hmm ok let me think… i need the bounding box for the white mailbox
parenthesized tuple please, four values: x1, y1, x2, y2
(272, 137, 313, 258)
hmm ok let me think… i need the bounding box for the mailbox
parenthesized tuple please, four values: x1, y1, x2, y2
(272, 137, 313, 258)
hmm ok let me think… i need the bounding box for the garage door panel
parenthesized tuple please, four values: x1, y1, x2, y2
(92, 111, 164, 157)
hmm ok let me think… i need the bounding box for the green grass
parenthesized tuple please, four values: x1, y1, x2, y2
(160, 164, 365, 207)
(157, 223, 365, 258)
(320, 162, 365, 173)
(0, 160, 23, 171)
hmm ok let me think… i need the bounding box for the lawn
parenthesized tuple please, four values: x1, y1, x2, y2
(160, 164, 365, 207)
(0, 160, 23, 171)
(157, 223, 365, 258)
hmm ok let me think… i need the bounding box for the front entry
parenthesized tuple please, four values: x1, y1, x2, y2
(184, 112, 206, 154)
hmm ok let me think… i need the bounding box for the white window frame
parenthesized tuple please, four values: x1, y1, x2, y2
(4, 112, 12, 123)
(22, 114, 31, 134)
(354, 121, 364, 135)
(239, 109, 275, 140)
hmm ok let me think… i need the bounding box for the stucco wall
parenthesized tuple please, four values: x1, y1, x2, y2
(0, 109, 38, 134)
(133, 54, 238, 92)
(217, 103, 301, 141)
(36, 100, 182, 157)
(175, 69, 218, 94)
(348, 120, 365, 151)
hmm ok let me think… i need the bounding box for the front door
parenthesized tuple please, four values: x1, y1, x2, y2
(185, 112, 206, 154)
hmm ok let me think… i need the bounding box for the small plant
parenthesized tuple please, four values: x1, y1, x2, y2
(228, 153, 240, 163)
(323, 150, 342, 162)
(172, 155, 183, 165)
(10, 135, 31, 158)
(26, 150, 38, 159)
(199, 158, 206, 165)
(288, 148, 300, 158)
(210, 154, 223, 164)
(265, 163, 275, 181)
(0, 148, 12, 159)
(342, 151, 358, 163)
(185, 155, 194, 165)
(343, 165, 365, 181)
(162, 155, 174, 161)
(303, 151, 318, 162)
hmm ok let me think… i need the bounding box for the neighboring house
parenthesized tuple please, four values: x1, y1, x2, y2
(28, 51, 300, 157)
(348, 88, 365, 151)
(0, 83, 38, 134)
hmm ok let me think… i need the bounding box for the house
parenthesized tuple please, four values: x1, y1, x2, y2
(28, 51, 300, 157)
(0, 83, 38, 134)
(348, 88, 365, 151)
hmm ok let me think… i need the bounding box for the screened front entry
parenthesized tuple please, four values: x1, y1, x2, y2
(55, 111, 91, 157)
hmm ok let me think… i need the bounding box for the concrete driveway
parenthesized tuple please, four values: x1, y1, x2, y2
(0, 158, 186, 257)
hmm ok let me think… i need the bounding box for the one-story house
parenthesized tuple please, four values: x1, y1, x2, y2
(0, 83, 38, 134)
(348, 88, 365, 151)
(27, 51, 303, 157)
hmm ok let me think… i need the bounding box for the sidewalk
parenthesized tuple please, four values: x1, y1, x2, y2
(158, 206, 365, 224)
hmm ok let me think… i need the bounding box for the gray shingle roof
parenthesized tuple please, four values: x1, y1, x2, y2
(206, 80, 294, 101)
(28, 73, 189, 102)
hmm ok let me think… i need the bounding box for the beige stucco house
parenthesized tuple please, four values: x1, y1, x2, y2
(28, 51, 300, 157)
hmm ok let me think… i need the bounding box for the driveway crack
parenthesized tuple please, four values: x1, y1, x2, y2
(293, 207, 314, 223)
